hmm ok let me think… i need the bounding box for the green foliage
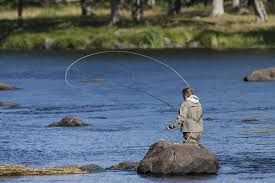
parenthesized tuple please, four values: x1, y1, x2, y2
(198, 32, 219, 48)
(53, 37, 88, 50)
(141, 26, 164, 48)
(1, 34, 44, 50)
(164, 29, 189, 44)
(90, 32, 118, 49)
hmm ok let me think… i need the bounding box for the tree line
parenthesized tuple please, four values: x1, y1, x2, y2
(15, 0, 271, 26)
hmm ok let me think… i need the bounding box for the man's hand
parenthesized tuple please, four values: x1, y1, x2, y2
(165, 124, 173, 131)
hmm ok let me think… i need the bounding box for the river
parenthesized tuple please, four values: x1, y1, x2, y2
(0, 50, 275, 183)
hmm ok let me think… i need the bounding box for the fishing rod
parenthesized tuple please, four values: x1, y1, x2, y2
(80, 79, 178, 111)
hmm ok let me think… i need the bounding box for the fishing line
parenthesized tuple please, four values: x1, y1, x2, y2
(81, 79, 178, 111)
(64, 51, 191, 109)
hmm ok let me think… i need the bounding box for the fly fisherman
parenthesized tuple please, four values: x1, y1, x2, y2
(166, 87, 203, 146)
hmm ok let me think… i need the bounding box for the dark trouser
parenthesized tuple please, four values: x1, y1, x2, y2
(183, 132, 201, 145)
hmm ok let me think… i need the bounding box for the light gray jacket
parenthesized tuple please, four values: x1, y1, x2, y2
(168, 95, 203, 132)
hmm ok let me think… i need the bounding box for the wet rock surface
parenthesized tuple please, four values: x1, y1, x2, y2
(48, 116, 89, 127)
(244, 67, 275, 81)
(241, 118, 258, 122)
(0, 83, 19, 90)
(108, 161, 139, 171)
(137, 140, 219, 175)
(80, 164, 103, 172)
(0, 101, 17, 107)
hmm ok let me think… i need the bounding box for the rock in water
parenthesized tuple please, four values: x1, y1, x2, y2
(0, 83, 19, 90)
(241, 118, 258, 122)
(244, 67, 275, 81)
(0, 102, 17, 107)
(48, 116, 89, 127)
(108, 161, 139, 171)
(137, 140, 219, 175)
(80, 164, 103, 172)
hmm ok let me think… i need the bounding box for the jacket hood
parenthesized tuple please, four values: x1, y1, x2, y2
(186, 95, 200, 104)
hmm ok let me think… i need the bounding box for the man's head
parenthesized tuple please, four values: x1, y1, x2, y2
(182, 87, 194, 100)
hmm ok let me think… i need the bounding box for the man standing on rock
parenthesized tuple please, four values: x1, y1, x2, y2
(166, 88, 203, 146)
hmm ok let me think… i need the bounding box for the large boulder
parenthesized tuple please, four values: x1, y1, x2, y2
(48, 116, 89, 127)
(0, 83, 19, 90)
(107, 161, 139, 171)
(137, 140, 219, 175)
(244, 67, 275, 82)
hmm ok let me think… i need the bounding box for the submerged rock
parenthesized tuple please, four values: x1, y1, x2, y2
(48, 116, 89, 127)
(137, 140, 219, 175)
(244, 67, 275, 81)
(80, 164, 103, 172)
(108, 161, 139, 171)
(0, 101, 17, 107)
(241, 118, 258, 122)
(204, 117, 215, 121)
(0, 83, 19, 90)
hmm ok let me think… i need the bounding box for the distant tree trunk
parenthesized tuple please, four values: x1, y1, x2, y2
(268, 0, 275, 8)
(247, 0, 253, 7)
(204, 0, 210, 6)
(212, 0, 224, 16)
(17, 0, 23, 27)
(80, 0, 92, 16)
(253, 0, 268, 22)
(232, 0, 240, 10)
(147, 0, 155, 8)
(168, 0, 182, 16)
(131, 0, 143, 22)
(111, 0, 121, 24)
(41, 0, 50, 6)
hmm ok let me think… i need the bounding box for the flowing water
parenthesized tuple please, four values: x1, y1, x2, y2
(0, 50, 275, 183)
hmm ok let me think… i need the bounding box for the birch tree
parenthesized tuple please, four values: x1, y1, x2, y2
(168, 0, 182, 16)
(111, 0, 121, 24)
(212, 0, 224, 16)
(131, 0, 143, 22)
(253, 0, 268, 22)
(80, 0, 92, 16)
(232, 0, 240, 10)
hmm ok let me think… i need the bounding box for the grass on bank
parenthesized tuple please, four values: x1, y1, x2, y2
(0, 3, 275, 49)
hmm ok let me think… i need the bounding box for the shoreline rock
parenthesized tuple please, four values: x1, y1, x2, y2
(107, 161, 139, 171)
(137, 140, 219, 176)
(0, 165, 87, 177)
(244, 67, 275, 82)
(48, 116, 89, 127)
(0, 83, 19, 91)
(80, 164, 103, 172)
(0, 101, 18, 107)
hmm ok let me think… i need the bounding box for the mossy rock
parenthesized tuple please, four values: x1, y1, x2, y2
(48, 116, 89, 127)
(0, 165, 87, 177)
(107, 161, 139, 171)
(80, 164, 103, 172)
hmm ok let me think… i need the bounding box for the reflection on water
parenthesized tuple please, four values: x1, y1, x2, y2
(0, 50, 275, 182)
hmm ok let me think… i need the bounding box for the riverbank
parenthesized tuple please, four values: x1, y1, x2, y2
(1, 4, 275, 50)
